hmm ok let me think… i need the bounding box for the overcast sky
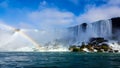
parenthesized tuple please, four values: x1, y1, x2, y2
(0, 0, 120, 29)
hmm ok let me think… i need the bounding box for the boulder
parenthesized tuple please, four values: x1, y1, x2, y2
(100, 44, 110, 51)
(89, 37, 108, 44)
(69, 37, 116, 53)
(114, 50, 119, 53)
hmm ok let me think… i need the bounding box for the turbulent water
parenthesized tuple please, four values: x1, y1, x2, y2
(0, 52, 120, 68)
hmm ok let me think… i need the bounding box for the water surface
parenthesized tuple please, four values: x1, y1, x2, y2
(0, 52, 120, 68)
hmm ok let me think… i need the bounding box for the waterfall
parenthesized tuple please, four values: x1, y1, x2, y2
(92, 20, 112, 38)
(0, 19, 114, 51)
(68, 19, 112, 45)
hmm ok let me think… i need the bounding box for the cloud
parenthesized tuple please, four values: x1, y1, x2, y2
(6, 0, 120, 29)
(28, 8, 75, 29)
(39, 0, 48, 9)
(1, 0, 120, 28)
(108, 0, 120, 6)
(17, 22, 37, 29)
(77, 6, 120, 23)
(76, 0, 120, 23)
(26, 7, 76, 43)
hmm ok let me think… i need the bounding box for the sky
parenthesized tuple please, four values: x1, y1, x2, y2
(0, 0, 120, 29)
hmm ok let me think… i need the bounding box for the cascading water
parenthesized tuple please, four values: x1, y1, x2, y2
(0, 19, 120, 52)
(91, 20, 112, 38)
(67, 19, 120, 52)
(68, 19, 112, 45)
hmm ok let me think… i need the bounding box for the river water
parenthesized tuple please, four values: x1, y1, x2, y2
(0, 52, 120, 68)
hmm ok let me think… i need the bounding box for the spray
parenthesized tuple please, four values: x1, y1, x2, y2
(1, 25, 42, 51)
(15, 29, 42, 50)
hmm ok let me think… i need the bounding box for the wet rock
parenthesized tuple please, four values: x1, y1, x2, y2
(108, 50, 114, 53)
(89, 37, 108, 45)
(72, 48, 80, 52)
(69, 45, 84, 52)
(69, 37, 114, 53)
(100, 44, 110, 51)
(69, 46, 77, 51)
(114, 50, 119, 53)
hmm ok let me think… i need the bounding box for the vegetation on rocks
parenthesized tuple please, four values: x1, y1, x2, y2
(69, 37, 117, 53)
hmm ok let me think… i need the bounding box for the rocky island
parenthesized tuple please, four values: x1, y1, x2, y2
(69, 37, 119, 53)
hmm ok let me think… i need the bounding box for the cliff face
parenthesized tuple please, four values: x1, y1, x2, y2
(111, 17, 120, 29)
(111, 17, 120, 40)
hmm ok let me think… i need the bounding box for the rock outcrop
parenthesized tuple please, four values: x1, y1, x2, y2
(69, 37, 118, 53)
(111, 17, 120, 29)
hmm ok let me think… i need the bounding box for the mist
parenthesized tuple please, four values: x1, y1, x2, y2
(0, 0, 120, 52)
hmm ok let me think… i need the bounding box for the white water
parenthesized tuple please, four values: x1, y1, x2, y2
(104, 40, 120, 52)
(0, 19, 120, 52)
(68, 20, 112, 45)
(92, 20, 112, 38)
(67, 19, 120, 52)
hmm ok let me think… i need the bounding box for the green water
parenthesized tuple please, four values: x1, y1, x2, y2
(0, 52, 120, 68)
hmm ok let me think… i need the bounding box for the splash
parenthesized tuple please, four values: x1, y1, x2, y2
(16, 29, 68, 52)
(0, 23, 41, 51)
(15, 29, 41, 50)
(104, 40, 120, 52)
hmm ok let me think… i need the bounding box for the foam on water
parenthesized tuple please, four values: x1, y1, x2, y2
(104, 40, 120, 52)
